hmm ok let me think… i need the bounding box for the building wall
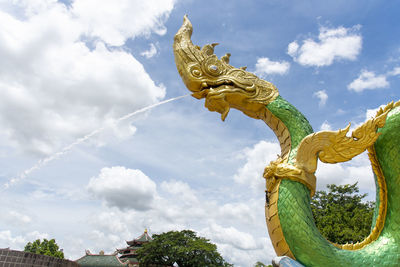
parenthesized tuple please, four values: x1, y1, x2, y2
(0, 248, 80, 267)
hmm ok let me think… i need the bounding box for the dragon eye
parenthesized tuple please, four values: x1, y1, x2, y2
(202, 56, 223, 76)
(209, 65, 218, 71)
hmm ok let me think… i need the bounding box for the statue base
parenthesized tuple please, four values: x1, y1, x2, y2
(273, 256, 305, 267)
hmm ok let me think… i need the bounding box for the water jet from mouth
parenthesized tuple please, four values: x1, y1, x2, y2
(3, 94, 189, 189)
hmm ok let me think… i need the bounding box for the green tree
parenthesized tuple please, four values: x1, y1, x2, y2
(24, 239, 64, 259)
(136, 230, 233, 267)
(311, 183, 375, 244)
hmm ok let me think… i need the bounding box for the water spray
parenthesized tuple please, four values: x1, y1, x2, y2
(3, 95, 189, 189)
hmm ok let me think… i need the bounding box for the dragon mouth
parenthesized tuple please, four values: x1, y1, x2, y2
(191, 81, 240, 121)
(191, 80, 236, 99)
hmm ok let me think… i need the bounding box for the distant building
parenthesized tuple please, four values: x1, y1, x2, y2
(75, 250, 127, 267)
(76, 229, 153, 267)
(117, 229, 153, 266)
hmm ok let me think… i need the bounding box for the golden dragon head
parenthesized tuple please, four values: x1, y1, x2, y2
(173, 15, 279, 120)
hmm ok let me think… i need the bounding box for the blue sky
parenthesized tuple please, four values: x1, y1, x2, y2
(0, 1, 399, 266)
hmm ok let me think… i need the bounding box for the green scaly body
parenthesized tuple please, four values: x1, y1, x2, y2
(267, 96, 400, 267)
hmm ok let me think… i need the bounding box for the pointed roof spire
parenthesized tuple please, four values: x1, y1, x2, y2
(126, 229, 153, 246)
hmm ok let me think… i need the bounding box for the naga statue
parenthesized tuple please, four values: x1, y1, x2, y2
(173, 16, 400, 266)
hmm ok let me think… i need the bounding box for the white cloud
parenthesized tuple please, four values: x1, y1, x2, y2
(347, 70, 389, 92)
(218, 202, 258, 226)
(89, 211, 131, 235)
(316, 152, 374, 197)
(84, 212, 133, 254)
(71, 0, 175, 46)
(0, 231, 25, 248)
(0, 209, 33, 228)
(81, 171, 273, 266)
(234, 141, 280, 192)
(202, 224, 261, 250)
(0, 230, 49, 250)
(387, 67, 400, 76)
(84, 229, 128, 255)
(160, 180, 198, 204)
(313, 90, 328, 107)
(141, 43, 158, 58)
(83, 176, 272, 267)
(215, 238, 274, 267)
(336, 109, 346, 115)
(0, 1, 171, 156)
(7, 211, 31, 225)
(288, 25, 362, 67)
(87, 166, 157, 211)
(320, 120, 332, 131)
(287, 42, 299, 58)
(255, 57, 290, 75)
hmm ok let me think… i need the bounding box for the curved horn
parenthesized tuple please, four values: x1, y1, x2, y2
(174, 15, 193, 44)
(173, 15, 204, 65)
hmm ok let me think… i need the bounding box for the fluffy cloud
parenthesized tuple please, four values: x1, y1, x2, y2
(234, 141, 280, 192)
(200, 223, 272, 264)
(0, 230, 48, 250)
(387, 67, 400, 76)
(202, 224, 261, 251)
(218, 202, 258, 226)
(160, 180, 198, 204)
(88, 211, 131, 235)
(347, 70, 389, 92)
(0, 1, 172, 155)
(83, 173, 272, 266)
(320, 120, 332, 131)
(141, 43, 158, 59)
(87, 167, 157, 211)
(72, 0, 175, 46)
(313, 90, 328, 107)
(3, 211, 32, 226)
(347, 66, 400, 93)
(316, 153, 374, 196)
(255, 57, 290, 75)
(288, 25, 362, 67)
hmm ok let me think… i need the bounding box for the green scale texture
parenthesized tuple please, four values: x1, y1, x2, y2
(266, 97, 400, 266)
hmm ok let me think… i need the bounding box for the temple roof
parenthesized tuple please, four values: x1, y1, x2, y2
(126, 229, 153, 246)
(76, 253, 127, 267)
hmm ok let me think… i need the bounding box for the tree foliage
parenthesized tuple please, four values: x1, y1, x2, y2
(24, 239, 64, 259)
(136, 230, 233, 267)
(311, 183, 375, 244)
